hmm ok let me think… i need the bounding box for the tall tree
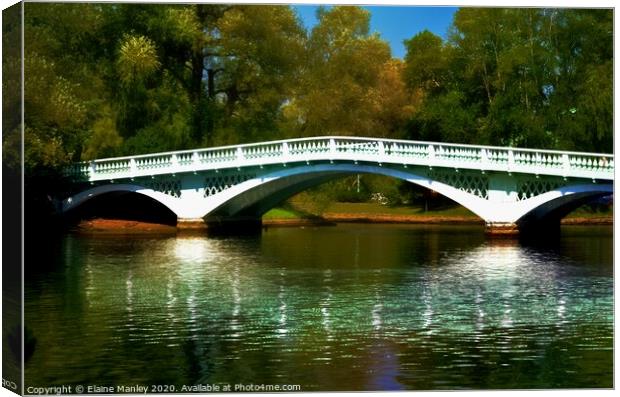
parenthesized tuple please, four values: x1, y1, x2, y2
(210, 5, 306, 144)
(284, 6, 402, 137)
(22, 2, 108, 168)
(404, 30, 449, 93)
(542, 9, 613, 152)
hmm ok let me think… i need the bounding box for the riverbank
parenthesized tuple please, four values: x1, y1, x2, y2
(73, 219, 177, 234)
(318, 202, 482, 225)
(73, 202, 612, 232)
(264, 202, 612, 226)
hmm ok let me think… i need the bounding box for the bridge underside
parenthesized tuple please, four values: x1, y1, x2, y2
(63, 190, 178, 225)
(514, 191, 612, 233)
(62, 160, 613, 236)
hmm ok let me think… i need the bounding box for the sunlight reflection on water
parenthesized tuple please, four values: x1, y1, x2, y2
(25, 224, 612, 389)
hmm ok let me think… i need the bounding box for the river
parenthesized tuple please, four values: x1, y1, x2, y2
(24, 224, 613, 390)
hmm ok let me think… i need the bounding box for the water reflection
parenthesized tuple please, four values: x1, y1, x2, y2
(173, 237, 220, 263)
(126, 270, 133, 318)
(230, 264, 242, 339)
(24, 225, 612, 390)
(321, 269, 333, 342)
(421, 286, 434, 333)
(371, 293, 382, 332)
(277, 273, 288, 337)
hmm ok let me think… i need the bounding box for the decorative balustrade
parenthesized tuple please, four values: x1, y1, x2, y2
(65, 136, 614, 182)
(242, 143, 283, 160)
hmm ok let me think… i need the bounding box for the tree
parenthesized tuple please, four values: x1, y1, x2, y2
(209, 5, 306, 144)
(542, 9, 613, 152)
(403, 8, 612, 152)
(22, 2, 108, 168)
(404, 30, 449, 92)
(2, 3, 23, 170)
(284, 6, 395, 137)
(369, 59, 418, 138)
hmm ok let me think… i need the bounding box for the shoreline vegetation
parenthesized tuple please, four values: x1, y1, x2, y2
(72, 202, 612, 233)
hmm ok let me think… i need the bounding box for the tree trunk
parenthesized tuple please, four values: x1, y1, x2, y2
(189, 47, 206, 145)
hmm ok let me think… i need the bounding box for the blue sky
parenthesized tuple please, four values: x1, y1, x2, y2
(293, 5, 458, 59)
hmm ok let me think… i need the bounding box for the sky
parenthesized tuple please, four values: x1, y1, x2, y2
(293, 5, 458, 59)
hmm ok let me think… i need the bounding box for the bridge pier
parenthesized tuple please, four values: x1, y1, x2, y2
(177, 216, 262, 234)
(484, 222, 520, 237)
(485, 219, 562, 238)
(176, 218, 209, 231)
(205, 216, 263, 234)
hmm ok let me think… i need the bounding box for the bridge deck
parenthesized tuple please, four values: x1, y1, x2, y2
(67, 136, 614, 183)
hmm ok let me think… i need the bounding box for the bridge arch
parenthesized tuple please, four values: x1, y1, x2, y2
(192, 165, 612, 228)
(62, 183, 185, 217)
(197, 164, 492, 220)
(513, 184, 613, 226)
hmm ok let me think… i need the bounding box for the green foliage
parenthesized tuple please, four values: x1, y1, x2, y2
(404, 8, 612, 153)
(9, 4, 612, 208)
(404, 30, 449, 92)
(2, 4, 22, 171)
(82, 110, 123, 160)
(21, 3, 110, 170)
(117, 34, 161, 84)
(283, 6, 407, 139)
(212, 5, 306, 143)
(124, 112, 193, 155)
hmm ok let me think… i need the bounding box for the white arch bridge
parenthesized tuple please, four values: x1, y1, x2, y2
(63, 136, 613, 234)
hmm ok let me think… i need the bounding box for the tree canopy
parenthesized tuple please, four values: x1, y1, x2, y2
(4, 4, 613, 178)
(404, 8, 612, 152)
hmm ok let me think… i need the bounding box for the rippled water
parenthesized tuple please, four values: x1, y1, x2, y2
(25, 224, 612, 390)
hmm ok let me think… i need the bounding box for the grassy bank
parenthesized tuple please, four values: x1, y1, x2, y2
(263, 202, 480, 225)
(564, 205, 613, 218)
(324, 202, 477, 217)
(263, 201, 612, 224)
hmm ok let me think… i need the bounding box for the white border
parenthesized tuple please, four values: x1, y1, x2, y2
(0, 2, 616, 397)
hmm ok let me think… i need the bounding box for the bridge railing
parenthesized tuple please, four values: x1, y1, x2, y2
(65, 136, 614, 182)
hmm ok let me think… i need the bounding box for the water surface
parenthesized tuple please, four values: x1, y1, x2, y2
(25, 224, 613, 390)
